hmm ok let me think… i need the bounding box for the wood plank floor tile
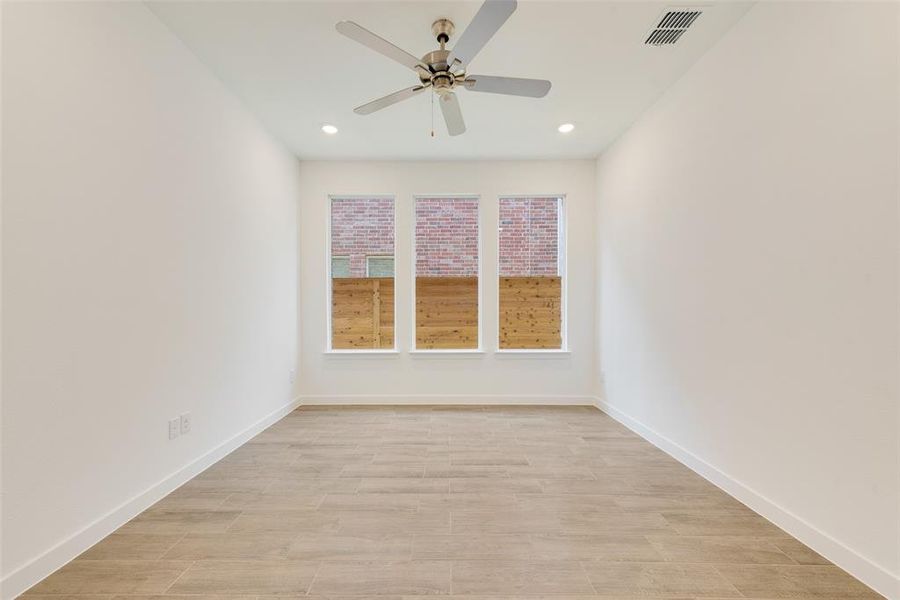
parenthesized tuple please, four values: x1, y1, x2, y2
(411, 534, 536, 561)
(219, 490, 324, 510)
(27, 561, 191, 595)
(226, 509, 340, 534)
(557, 510, 677, 535)
(77, 534, 185, 561)
(149, 490, 231, 511)
(160, 532, 298, 560)
(416, 492, 519, 511)
(175, 478, 273, 494)
(20, 595, 113, 600)
(451, 559, 596, 595)
(318, 492, 420, 512)
(581, 561, 742, 597)
(110, 596, 257, 600)
(309, 560, 452, 595)
(117, 509, 241, 534)
(449, 451, 529, 466)
(662, 511, 787, 536)
(286, 533, 413, 561)
(335, 508, 451, 535)
(449, 477, 543, 494)
(196, 463, 289, 481)
(424, 465, 509, 478)
(514, 493, 622, 513)
(715, 564, 883, 598)
(339, 464, 426, 478)
(647, 535, 796, 564)
(357, 477, 450, 493)
(451, 508, 564, 534)
(538, 477, 634, 495)
(24, 595, 113, 600)
(772, 537, 832, 565)
(266, 477, 361, 494)
(614, 493, 750, 514)
(167, 560, 319, 595)
(528, 534, 665, 562)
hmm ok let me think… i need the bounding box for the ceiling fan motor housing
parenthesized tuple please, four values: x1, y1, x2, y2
(420, 49, 457, 91)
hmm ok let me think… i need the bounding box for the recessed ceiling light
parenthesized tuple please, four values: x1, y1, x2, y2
(558, 123, 575, 134)
(321, 124, 338, 135)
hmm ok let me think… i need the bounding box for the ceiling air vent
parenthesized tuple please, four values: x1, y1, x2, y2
(645, 8, 703, 46)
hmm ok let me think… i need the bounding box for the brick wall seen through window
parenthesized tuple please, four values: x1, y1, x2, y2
(331, 197, 394, 278)
(415, 197, 479, 277)
(499, 197, 559, 277)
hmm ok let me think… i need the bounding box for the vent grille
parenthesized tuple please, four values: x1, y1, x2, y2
(645, 9, 702, 46)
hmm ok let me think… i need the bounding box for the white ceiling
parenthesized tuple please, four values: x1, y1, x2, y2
(149, 1, 752, 160)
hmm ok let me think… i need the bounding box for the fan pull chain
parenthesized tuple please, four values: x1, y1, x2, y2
(430, 91, 435, 138)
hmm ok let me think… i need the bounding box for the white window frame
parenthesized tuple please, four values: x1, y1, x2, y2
(410, 193, 484, 354)
(325, 194, 398, 354)
(365, 255, 395, 278)
(495, 194, 568, 354)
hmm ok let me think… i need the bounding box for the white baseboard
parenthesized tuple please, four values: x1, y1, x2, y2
(1, 397, 301, 600)
(594, 397, 899, 600)
(298, 394, 596, 406)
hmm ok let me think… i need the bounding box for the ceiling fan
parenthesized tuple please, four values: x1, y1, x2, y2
(335, 0, 551, 136)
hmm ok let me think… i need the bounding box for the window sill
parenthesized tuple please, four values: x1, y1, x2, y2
(494, 349, 571, 358)
(323, 349, 399, 356)
(409, 349, 484, 357)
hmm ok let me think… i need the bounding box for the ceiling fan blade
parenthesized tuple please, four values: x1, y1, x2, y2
(446, 0, 517, 72)
(354, 85, 429, 115)
(464, 75, 551, 98)
(336, 21, 428, 73)
(439, 91, 466, 136)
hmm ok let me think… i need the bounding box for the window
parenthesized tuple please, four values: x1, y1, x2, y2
(498, 196, 564, 349)
(331, 256, 350, 278)
(329, 196, 395, 350)
(366, 256, 394, 277)
(414, 196, 479, 349)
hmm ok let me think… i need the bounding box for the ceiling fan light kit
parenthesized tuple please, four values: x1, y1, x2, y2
(335, 0, 551, 136)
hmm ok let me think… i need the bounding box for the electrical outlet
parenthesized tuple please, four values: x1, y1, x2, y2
(168, 418, 181, 440)
(289, 368, 297, 383)
(180, 412, 192, 435)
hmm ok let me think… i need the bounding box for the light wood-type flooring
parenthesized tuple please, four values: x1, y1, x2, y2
(24, 406, 882, 599)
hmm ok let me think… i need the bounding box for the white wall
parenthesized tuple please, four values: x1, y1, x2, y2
(298, 160, 596, 403)
(596, 2, 899, 597)
(1, 3, 300, 597)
